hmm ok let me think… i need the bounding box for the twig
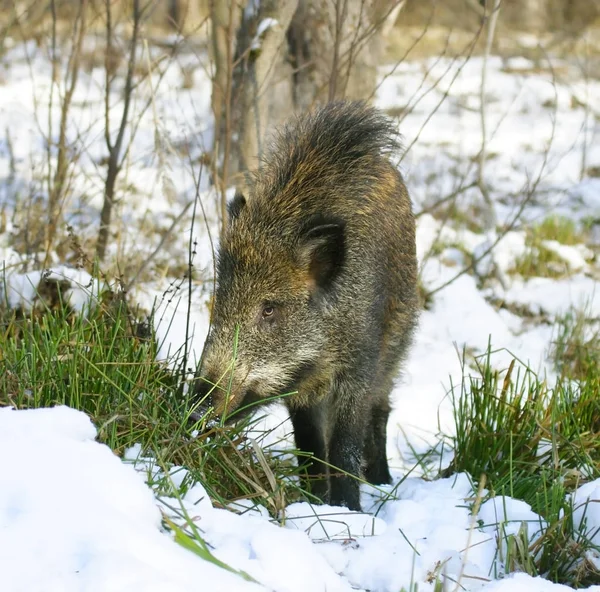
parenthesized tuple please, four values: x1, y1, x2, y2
(97, 0, 144, 261)
(45, 0, 88, 263)
(477, 0, 502, 230)
(415, 182, 478, 218)
(329, 0, 349, 101)
(453, 475, 487, 592)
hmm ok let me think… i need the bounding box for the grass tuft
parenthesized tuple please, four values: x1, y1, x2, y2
(512, 215, 588, 279)
(534, 216, 582, 246)
(0, 282, 304, 514)
(551, 307, 600, 381)
(512, 242, 571, 278)
(443, 345, 600, 586)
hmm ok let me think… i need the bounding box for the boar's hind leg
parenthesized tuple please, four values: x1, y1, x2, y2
(289, 404, 329, 503)
(328, 391, 369, 511)
(363, 397, 392, 486)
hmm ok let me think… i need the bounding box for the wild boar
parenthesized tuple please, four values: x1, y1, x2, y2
(192, 101, 418, 511)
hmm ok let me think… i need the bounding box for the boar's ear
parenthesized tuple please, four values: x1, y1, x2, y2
(298, 215, 346, 292)
(228, 192, 246, 221)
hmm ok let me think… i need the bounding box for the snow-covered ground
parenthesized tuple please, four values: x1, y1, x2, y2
(2, 405, 600, 592)
(1, 35, 600, 592)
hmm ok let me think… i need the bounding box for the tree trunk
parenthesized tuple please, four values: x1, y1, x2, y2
(211, 0, 401, 202)
(237, 0, 298, 173)
(209, 0, 240, 151)
(288, 1, 400, 111)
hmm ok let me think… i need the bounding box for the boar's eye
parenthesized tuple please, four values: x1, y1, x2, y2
(259, 302, 280, 325)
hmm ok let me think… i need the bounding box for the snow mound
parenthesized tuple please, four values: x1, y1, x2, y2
(0, 406, 264, 592)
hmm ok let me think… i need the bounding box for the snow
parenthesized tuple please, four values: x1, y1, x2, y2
(0, 406, 264, 592)
(573, 481, 600, 546)
(283, 502, 387, 539)
(480, 574, 592, 591)
(1, 34, 600, 592)
(0, 266, 101, 312)
(497, 274, 600, 318)
(250, 18, 280, 50)
(4, 406, 599, 592)
(541, 240, 593, 271)
(572, 482, 600, 572)
(479, 496, 547, 570)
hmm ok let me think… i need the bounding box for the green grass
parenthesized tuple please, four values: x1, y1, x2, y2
(0, 277, 316, 585)
(512, 215, 589, 279)
(513, 242, 572, 278)
(3, 272, 600, 588)
(0, 284, 305, 515)
(161, 499, 258, 584)
(551, 307, 600, 381)
(534, 216, 582, 246)
(429, 201, 486, 234)
(443, 345, 600, 587)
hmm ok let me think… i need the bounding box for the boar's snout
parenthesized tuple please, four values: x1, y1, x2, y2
(190, 371, 263, 428)
(188, 376, 218, 425)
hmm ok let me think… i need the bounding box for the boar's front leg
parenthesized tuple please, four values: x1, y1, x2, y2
(363, 398, 393, 486)
(288, 403, 329, 503)
(328, 387, 369, 511)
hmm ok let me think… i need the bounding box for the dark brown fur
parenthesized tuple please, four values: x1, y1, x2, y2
(193, 101, 418, 511)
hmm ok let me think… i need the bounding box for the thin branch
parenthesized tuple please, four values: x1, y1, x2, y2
(416, 181, 479, 218)
(125, 198, 195, 291)
(220, 0, 236, 235)
(104, 0, 113, 152)
(329, 0, 348, 101)
(399, 23, 486, 164)
(112, 0, 141, 171)
(477, 0, 502, 229)
(45, 0, 88, 262)
(97, 0, 144, 261)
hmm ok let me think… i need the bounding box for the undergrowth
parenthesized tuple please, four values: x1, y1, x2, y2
(512, 215, 589, 279)
(551, 307, 600, 380)
(2, 271, 600, 588)
(0, 282, 304, 515)
(443, 343, 600, 587)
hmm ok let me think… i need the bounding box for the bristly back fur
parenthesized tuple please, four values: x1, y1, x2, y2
(254, 101, 402, 200)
